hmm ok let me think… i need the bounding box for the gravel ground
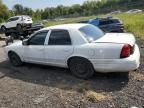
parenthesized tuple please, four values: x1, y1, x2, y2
(0, 37, 144, 108)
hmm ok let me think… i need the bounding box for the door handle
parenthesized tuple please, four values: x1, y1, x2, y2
(63, 49, 70, 52)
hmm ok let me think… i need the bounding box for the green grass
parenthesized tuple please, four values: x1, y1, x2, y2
(44, 13, 144, 39)
(115, 13, 144, 39)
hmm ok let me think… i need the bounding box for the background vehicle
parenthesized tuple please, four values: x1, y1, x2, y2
(0, 22, 43, 39)
(5, 24, 140, 79)
(1, 15, 33, 32)
(89, 17, 124, 33)
(126, 9, 142, 13)
(79, 17, 124, 33)
(108, 10, 121, 15)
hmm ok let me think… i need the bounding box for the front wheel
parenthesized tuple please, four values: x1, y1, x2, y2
(8, 52, 23, 66)
(1, 26, 6, 32)
(69, 58, 94, 79)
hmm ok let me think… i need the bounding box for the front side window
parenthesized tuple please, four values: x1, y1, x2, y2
(7, 18, 13, 22)
(79, 25, 104, 42)
(28, 31, 48, 45)
(8, 17, 19, 22)
(48, 30, 71, 45)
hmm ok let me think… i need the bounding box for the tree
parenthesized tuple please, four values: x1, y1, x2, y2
(1, 0, 143, 23)
(13, 4, 24, 15)
(32, 9, 41, 22)
(0, 0, 9, 23)
(23, 7, 33, 16)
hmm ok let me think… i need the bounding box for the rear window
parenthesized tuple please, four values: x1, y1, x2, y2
(79, 25, 104, 42)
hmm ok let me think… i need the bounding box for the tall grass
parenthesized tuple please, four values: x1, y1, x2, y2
(115, 13, 144, 39)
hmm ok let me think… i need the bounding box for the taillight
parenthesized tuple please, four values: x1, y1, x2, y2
(120, 44, 131, 58)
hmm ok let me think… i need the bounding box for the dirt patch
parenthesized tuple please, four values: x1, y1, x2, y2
(84, 90, 111, 102)
(0, 34, 6, 40)
(131, 72, 144, 81)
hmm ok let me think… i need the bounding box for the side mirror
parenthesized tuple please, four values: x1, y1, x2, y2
(22, 40, 28, 46)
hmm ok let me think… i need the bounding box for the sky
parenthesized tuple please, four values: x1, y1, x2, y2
(3, 0, 86, 10)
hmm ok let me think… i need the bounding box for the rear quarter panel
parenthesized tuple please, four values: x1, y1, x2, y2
(71, 43, 123, 59)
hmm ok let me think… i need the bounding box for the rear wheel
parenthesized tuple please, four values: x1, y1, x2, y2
(69, 57, 94, 79)
(16, 24, 22, 31)
(8, 52, 23, 66)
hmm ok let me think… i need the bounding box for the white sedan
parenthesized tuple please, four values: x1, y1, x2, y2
(4, 24, 140, 79)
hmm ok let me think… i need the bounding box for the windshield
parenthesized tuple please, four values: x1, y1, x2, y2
(79, 25, 104, 42)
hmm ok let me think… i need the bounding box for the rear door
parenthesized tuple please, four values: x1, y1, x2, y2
(44, 29, 74, 67)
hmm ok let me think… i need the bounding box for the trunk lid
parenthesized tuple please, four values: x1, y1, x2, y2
(94, 33, 135, 46)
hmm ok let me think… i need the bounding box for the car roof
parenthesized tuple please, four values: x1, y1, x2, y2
(96, 17, 118, 20)
(40, 23, 90, 31)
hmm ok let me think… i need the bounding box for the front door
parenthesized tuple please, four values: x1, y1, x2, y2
(5, 18, 14, 28)
(23, 31, 48, 63)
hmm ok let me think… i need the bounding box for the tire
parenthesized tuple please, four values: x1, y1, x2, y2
(8, 52, 23, 66)
(69, 57, 94, 79)
(16, 24, 22, 31)
(1, 26, 6, 32)
(5, 33, 10, 36)
(11, 33, 18, 39)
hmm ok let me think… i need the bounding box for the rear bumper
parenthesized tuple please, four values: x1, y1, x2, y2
(90, 44, 140, 73)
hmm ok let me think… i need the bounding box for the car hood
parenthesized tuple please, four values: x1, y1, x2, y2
(94, 33, 135, 46)
(7, 41, 22, 47)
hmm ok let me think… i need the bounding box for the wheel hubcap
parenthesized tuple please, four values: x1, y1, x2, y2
(10, 55, 18, 65)
(76, 63, 87, 74)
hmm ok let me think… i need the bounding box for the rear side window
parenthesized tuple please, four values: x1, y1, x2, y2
(7, 18, 13, 22)
(99, 20, 110, 25)
(99, 19, 120, 25)
(48, 30, 71, 45)
(111, 19, 120, 23)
